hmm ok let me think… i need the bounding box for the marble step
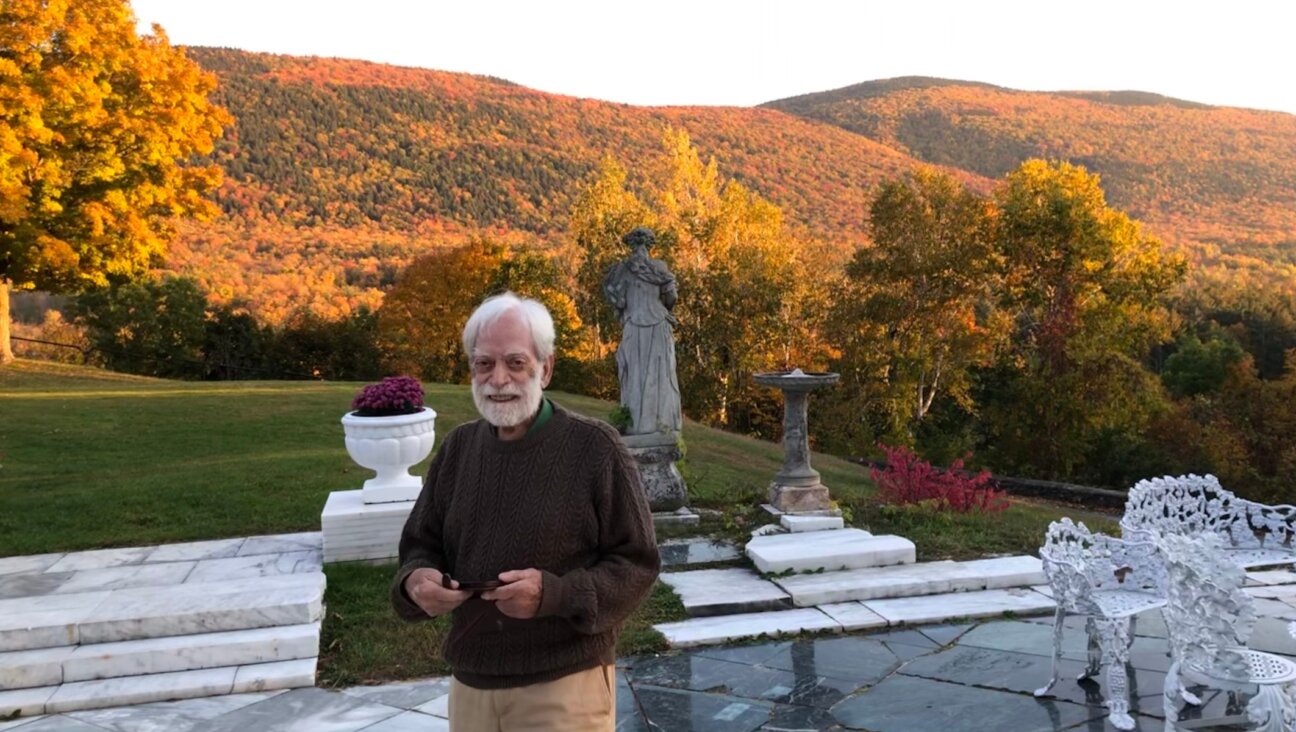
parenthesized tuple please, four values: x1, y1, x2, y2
(745, 529, 915, 574)
(0, 572, 325, 652)
(0, 657, 317, 718)
(861, 587, 1056, 626)
(659, 568, 791, 617)
(652, 587, 1057, 649)
(0, 622, 320, 691)
(772, 556, 1046, 607)
(654, 608, 842, 648)
(779, 515, 845, 533)
(0, 550, 322, 601)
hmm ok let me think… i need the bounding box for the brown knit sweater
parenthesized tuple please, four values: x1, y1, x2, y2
(390, 402, 660, 688)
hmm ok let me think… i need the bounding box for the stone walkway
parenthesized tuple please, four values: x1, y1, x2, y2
(5, 597, 1295, 731)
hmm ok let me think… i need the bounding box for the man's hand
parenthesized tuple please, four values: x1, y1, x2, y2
(404, 568, 471, 618)
(481, 569, 543, 619)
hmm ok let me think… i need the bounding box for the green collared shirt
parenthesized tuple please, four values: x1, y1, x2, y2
(525, 397, 553, 435)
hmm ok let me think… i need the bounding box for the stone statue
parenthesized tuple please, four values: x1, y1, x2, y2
(603, 227, 682, 436)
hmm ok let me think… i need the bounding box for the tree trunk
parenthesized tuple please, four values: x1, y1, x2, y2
(0, 279, 13, 365)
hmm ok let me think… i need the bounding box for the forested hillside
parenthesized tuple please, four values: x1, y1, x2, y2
(26, 47, 1296, 498)
(765, 76, 1296, 276)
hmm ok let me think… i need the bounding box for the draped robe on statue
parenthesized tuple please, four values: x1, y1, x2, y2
(604, 253, 682, 436)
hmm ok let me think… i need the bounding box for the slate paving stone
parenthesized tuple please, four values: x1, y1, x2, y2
(861, 627, 939, 648)
(897, 644, 1168, 719)
(635, 685, 774, 732)
(615, 674, 652, 731)
(917, 622, 974, 646)
(660, 538, 742, 568)
(959, 619, 1092, 658)
(978, 619, 1173, 672)
(627, 654, 861, 709)
(1059, 712, 1164, 731)
(762, 702, 839, 731)
(692, 640, 793, 667)
(830, 675, 1102, 732)
(758, 637, 901, 688)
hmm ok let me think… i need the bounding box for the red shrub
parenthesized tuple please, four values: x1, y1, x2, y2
(869, 445, 1009, 514)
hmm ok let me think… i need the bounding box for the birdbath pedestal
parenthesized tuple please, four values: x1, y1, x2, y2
(753, 369, 840, 514)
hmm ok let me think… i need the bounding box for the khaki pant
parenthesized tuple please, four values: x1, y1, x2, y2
(448, 664, 616, 731)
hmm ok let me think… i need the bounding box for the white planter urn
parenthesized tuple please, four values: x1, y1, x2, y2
(341, 407, 437, 504)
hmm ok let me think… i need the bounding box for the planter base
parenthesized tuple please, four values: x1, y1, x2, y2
(769, 482, 832, 514)
(321, 490, 414, 563)
(361, 482, 422, 504)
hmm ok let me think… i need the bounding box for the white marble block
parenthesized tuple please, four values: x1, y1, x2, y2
(0, 591, 111, 652)
(76, 573, 325, 645)
(654, 608, 841, 648)
(45, 666, 237, 714)
(780, 515, 845, 533)
(363, 484, 422, 504)
(186, 551, 322, 584)
(774, 561, 963, 606)
(321, 490, 415, 563)
(659, 569, 791, 616)
(63, 622, 320, 682)
(816, 602, 888, 631)
(746, 529, 915, 575)
(777, 555, 1046, 607)
(0, 645, 74, 690)
(0, 684, 55, 718)
(954, 556, 1046, 589)
(0, 553, 64, 577)
(144, 538, 247, 564)
(231, 657, 318, 693)
(46, 547, 155, 574)
(862, 587, 1055, 626)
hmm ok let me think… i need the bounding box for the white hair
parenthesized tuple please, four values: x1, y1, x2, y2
(462, 292, 556, 362)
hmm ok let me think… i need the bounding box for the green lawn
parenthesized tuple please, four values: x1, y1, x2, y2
(0, 358, 1118, 684)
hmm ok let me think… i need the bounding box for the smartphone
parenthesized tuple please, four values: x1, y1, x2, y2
(441, 574, 504, 591)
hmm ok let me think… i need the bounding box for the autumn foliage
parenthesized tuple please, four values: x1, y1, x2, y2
(870, 444, 1008, 514)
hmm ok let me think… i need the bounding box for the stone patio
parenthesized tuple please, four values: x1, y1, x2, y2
(3, 527, 1295, 730)
(6, 595, 1295, 731)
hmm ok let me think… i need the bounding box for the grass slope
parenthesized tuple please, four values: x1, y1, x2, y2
(1, 359, 1117, 683)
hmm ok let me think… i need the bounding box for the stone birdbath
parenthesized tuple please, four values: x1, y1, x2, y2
(753, 368, 840, 513)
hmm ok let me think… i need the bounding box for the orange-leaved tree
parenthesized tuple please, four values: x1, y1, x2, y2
(0, 0, 228, 363)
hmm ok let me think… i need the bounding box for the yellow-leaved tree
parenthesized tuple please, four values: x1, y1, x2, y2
(0, 0, 228, 363)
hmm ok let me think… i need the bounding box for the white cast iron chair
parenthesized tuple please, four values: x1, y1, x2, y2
(1159, 532, 1296, 732)
(1035, 518, 1170, 730)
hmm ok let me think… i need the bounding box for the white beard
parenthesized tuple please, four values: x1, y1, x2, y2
(472, 367, 544, 428)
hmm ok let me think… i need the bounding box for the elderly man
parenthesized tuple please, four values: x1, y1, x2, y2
(391, 291, 660, 731)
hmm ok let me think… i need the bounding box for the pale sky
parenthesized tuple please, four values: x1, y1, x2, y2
(132, 0, 1296, 115)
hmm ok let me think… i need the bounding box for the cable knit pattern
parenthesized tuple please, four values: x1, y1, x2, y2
(391, 402, 660, 689)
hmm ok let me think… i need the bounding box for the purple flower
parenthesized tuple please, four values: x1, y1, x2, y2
(351, 376, 425, 416)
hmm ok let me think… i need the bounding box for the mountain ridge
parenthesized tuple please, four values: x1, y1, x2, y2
(169, 48, 1296, 322)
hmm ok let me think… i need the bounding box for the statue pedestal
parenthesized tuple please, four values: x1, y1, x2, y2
(769, 482, 833, 514)
(622, 432, 687, 513)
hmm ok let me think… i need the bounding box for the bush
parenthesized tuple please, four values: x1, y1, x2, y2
(869, 444, 1008, 514)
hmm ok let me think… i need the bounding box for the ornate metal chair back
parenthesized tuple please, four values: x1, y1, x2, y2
(1158, 532, 1257, 682)
(1039, 518, 1165, 616)
(1120, 474, 1238, 544)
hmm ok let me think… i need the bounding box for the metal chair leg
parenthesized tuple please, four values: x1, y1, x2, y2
(1034, 606, 1066, 697)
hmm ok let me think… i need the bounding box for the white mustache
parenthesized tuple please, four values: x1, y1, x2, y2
(480, 385, 522, 397)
